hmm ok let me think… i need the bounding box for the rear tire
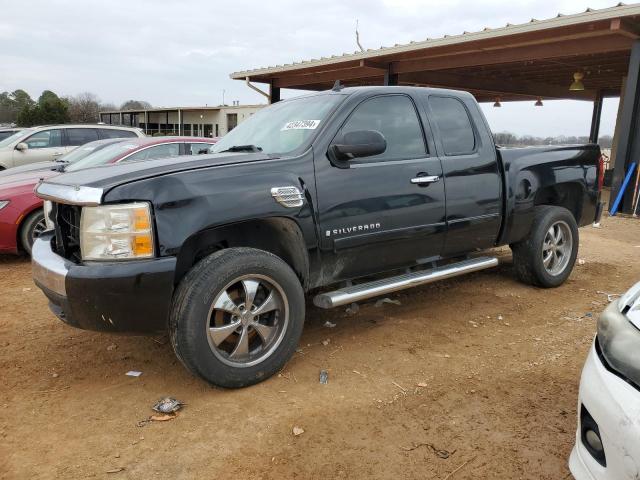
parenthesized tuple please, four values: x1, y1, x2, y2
(511, 206, 579, 288)
(169, 247, 305, 388)
(20, 209, 46, 256)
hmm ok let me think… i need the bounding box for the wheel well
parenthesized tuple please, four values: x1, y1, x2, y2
(534, 182, 583, 223)
(16, 207, 44, 251)
(175, 217, 310, 289)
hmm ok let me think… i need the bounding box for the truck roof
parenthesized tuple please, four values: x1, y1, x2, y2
(295, 85, 477, 101)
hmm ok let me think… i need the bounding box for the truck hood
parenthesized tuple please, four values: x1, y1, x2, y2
(40, 151, 275, 192)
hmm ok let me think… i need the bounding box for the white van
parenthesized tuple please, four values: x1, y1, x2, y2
(0, 124, 145, 170)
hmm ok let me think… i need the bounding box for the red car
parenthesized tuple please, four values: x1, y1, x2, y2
(0, 136, 217, 255)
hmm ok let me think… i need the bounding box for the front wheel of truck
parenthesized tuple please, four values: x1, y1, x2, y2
(511, 206, 579, 288)
(169, 247, 305, 388)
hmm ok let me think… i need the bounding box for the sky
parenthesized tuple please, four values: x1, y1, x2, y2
(0, 0, 625, 137)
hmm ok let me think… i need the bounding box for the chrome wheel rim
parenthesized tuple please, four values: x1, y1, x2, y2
(31, 218, 47, 241)
(542, 220, 572, 276)
(206, 274, 288, 368)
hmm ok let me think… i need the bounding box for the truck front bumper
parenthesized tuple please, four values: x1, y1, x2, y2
(32, 232, 176, 334)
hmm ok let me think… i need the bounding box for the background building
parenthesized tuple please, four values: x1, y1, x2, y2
(98, 104, 264, 137)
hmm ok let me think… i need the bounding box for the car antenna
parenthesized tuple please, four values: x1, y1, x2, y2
(332, 80, 343, 91)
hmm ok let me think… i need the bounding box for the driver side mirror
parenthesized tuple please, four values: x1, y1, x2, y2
(328, 130, 386, 164)
(15, 142, 28, 152)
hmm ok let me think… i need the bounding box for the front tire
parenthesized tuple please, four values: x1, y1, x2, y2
(511, 206, 579, 288)
(20, 209, 47, 256)
(170, 247, 305, 388)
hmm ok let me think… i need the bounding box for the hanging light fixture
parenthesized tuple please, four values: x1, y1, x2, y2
(569, 72, 585, 91)
(493, 97, 502, 107)
(535, 97, 544, 107)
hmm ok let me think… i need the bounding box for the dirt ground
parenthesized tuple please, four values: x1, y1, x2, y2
(1, 214, 639, 480)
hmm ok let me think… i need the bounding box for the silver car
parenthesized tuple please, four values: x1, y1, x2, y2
(0, 124, 144, 170)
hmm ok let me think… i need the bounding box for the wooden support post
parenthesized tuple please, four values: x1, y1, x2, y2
(590, 91, 603, 144)
(269, 80, 281, 104)
(384, 65, 398, 86)
(611, 39, 640, 214)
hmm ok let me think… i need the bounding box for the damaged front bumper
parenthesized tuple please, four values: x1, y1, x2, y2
(32, 232, 176, 334)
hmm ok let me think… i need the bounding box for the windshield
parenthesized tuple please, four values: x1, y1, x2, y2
(0, 128, 33, 148)
(65, 142, 140, 172)
(210, 94, 345, 155)
(59, 140, 123, 164)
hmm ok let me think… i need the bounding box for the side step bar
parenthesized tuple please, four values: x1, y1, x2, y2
(313, 256, 498, 309)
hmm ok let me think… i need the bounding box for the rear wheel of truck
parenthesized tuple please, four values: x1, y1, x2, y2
(169, 247, 305, 388)
(511, 206, 579, 288)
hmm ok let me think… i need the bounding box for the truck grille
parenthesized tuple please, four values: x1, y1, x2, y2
(52, 202, 82, 262)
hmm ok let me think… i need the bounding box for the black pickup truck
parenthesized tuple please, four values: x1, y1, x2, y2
(32, 86, 603, 387)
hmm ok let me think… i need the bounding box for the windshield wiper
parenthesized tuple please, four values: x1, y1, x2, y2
(218, 144, 263, 153)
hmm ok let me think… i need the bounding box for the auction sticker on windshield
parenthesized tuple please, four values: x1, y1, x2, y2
(281, 120, 321, 131)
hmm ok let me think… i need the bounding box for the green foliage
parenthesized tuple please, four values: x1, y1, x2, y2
(0, 89, 35, 124)
(15, 90, 69, 127)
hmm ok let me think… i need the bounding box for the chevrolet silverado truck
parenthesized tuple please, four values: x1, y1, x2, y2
(32, 86, 604, 388)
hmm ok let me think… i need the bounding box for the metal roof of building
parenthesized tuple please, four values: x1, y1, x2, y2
(99, 104, 264, 114)
(231, 2, 640, 81)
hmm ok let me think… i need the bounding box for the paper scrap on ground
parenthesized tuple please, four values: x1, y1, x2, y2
(126, 371, 142, 377)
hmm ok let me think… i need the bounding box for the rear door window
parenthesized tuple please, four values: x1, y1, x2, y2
(428, 97, 476, 155)
(122, 143, 180, 162)
(24, 129, 63, 149)
(65, 128, 99, 146)
(187, 143, 213, 155)
(99, 129, 138, 139)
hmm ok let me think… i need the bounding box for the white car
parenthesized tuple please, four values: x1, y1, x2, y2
(0, 124, 144, 170)
(570, 281, 640, 479)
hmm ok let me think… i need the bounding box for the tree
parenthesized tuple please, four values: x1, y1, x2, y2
(99, 102, 117, 112)
(16, 90, 69, 127)
(120, 100, 152, 110)
(66, 92, 101, 123)
(0, 89, 35, 124)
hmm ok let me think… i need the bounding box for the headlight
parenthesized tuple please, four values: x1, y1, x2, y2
(0, 200, 9, 210)
(43, 200, 54, 230)
(80, 202, 155, 261)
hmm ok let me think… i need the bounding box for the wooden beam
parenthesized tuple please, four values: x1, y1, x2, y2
(399, 70, 596, 100)
(392, 34, 633, 74)
(273, 66, 384, 88)
(610, 18, 640, 39)
(359, 59, 388, 70)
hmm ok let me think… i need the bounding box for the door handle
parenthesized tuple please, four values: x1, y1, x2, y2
(52, 152, 63, 156)
(410, 175, 440, 185)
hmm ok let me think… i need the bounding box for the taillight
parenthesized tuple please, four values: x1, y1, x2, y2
(597, 154, 605, 191)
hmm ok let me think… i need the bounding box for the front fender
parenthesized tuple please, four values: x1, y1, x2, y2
(102, 153, 320, 262)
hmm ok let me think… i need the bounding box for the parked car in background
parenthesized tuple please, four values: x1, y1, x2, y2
(0, 137, 125, 177)
(569, 281, 640, 480)
(0, 136, 217, 255)
(0, 127, 23, 141)
(0, 124, 145, 170)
